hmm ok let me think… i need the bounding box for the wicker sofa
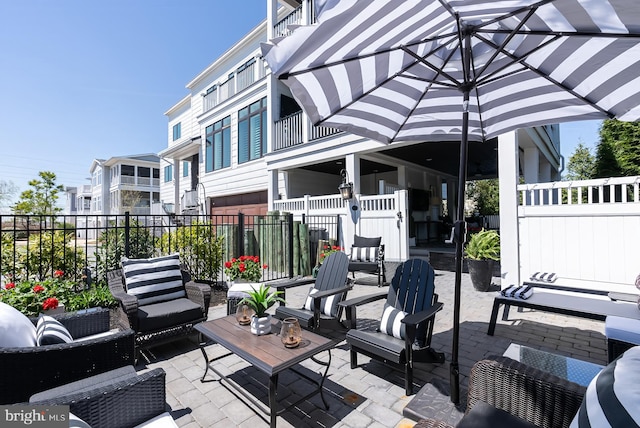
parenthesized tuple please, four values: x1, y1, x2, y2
(0, 307, 135, 404)
(415, 356, 586, 428)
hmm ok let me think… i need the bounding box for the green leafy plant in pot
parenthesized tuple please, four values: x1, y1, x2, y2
(465, 229, 500, 292)
(238, 284, 285, 335)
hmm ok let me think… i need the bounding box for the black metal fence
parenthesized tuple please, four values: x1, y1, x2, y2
(0, 212, 340, 286)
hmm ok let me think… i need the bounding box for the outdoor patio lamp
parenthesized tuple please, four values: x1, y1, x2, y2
(338, 169, 353, 200)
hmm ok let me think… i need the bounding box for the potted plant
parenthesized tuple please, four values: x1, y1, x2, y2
(465, 229, 500, 291)
(238, 284, 285, 335)
(312, 244, 343, 278)
(224, 255, 267, 284)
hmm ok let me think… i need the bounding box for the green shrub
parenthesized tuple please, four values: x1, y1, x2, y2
(157, 221, 225, 283)
(95, 219, 155, 281)
(465, 229, 500, 261)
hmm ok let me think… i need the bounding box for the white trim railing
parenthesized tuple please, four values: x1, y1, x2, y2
(518, 176, 640, 207)
(272, 113, 343, 151)
(274, 111, 304, 150)
(274, 5, 302, 38)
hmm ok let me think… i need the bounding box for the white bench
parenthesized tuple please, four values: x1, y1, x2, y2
(487, 288, 640, 336)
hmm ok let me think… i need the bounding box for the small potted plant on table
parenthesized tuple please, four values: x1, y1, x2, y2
(238, 284, 285, 335)
(465, 229, 500, 292)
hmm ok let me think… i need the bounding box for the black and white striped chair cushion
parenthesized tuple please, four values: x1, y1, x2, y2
(304, 289, 339, 317)
(36, 315, 73, 345)
(349, 246, 378, 263)
(570, 346, 640, 427)
(379, 303, 406, 340)
(121, 254, 185, 305)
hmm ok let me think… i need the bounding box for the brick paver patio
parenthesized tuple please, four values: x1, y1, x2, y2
(139, 269, 607, 427)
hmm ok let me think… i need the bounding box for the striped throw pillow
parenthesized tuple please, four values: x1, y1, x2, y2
(121, 254, 186, 305)
(379, 303, 406, 340)
(570, 346, 640, 427)
(36, 315, 73, 345)
(350, 246, 378, 262)
(304, 288, 339, 317)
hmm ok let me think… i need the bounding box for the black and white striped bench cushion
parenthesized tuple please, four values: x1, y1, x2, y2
(121, 254, 185, 305)
(570, 346, 640, 427)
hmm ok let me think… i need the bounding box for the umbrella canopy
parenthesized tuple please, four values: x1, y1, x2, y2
(262, 0, 640, 403)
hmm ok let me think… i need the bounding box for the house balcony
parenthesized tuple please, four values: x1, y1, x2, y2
(273, 111, 343, 151)
(113, 176, 160, 187)
(202, 58, 268, 113)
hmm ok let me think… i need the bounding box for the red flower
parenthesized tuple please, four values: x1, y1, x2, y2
(239, 263, 246, 272)
(42, 297, 59, 310)
(54, 270, 64, 278)
(4, 283, 15, 290)
(33, 285, 45, 293)
(224, 261, 232, 269)
(262, 264, 268, 269)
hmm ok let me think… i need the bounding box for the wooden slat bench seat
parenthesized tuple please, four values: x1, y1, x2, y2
(487, 288, 640, 336)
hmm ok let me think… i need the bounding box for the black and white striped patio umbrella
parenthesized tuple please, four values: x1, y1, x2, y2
(262, 0, 640, 403)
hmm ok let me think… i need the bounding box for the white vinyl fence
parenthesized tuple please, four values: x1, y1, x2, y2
(273, 190, 410, 260)
(517, 176, 640, 291)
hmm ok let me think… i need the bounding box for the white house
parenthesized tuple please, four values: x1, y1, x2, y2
(88, 154, 160, 216)
(159, 0, 561, 258)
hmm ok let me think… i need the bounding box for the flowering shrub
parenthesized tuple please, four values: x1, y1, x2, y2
(0, 270, 116, 317)
(224, 256, 267, 282)
(318, 245, 344, 264)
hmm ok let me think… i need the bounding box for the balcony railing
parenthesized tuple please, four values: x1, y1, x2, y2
(274, 5, 302, 37)
(274, 111, 304, 150)
(202, 58, 269, 114)
(273, 112, 343, 151)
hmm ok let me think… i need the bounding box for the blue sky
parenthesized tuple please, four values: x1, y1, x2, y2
(0, 0, 602, 210)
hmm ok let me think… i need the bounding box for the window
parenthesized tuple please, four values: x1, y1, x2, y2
(164, 165, 173, 182)
(173, 122, 181, 141)
(183, 161, 189, 177)
(238, 98, 267, 164)
(205, 116, 231, 172)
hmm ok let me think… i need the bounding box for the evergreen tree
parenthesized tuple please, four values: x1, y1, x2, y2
(596, 120, 640, 177)
(565, 143, 595, 180)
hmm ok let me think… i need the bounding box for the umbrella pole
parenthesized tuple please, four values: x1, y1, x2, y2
(450, 81, 471, 404)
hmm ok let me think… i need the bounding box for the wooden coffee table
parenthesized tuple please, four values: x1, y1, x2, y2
(195, 316, 336, 427)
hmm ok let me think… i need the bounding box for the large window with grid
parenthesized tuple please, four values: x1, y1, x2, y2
(238, 97, 267, 164)
(205, 116, 231, 172)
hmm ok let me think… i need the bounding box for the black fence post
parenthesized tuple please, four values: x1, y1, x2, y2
(237, 213, 245, 257)
(124, 212, 130, 258)
(336, 214, 341, 245)
(287, 213, 294, 278)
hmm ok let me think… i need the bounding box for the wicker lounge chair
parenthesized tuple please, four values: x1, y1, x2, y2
(107, 255, 211, 357)
(414, 356, 586, 428)
(0, 307, 135, 404)
(30, 365, 175, 428)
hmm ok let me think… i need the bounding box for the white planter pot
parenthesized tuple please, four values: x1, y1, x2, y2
(250, 314, 272, 335)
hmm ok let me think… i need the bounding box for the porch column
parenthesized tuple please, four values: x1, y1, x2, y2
(397, 165, 407, 188)
(267, 168, 278, 211)
(344, 154, 360, 246)
(172, 158, 180, 214)
(498, 131, 520, 288)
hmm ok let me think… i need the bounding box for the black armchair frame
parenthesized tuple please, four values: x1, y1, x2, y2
(0, 308, 135, 404)
(107, 267, 211, 355)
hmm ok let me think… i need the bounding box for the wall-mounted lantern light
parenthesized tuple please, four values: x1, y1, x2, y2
(338, 169, 353, 200)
